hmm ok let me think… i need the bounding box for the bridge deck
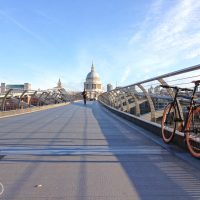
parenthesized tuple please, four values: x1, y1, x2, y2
(0, 101, 200, 200)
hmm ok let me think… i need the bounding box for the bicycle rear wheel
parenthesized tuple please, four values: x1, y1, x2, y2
(186, 107, 200, 158)
(162, 104, 176, 143)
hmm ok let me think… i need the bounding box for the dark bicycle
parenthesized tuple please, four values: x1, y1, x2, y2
(161, 80, 200, 157)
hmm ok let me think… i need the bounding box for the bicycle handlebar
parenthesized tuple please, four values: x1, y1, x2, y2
(180, 88, 194, 92)
(160, 85, 177, 89)
(160, 85, 193, 92)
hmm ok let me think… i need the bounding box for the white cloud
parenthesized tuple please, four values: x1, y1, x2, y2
(127, 0, 200, 78)
(151, 0, 164, 14)
(150, 0, 200, 51)
(120, 66, 131, 83)
(0, 10, 46, 44)
(186, 49, 200, 59)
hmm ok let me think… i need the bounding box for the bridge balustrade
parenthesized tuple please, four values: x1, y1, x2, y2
(99, 64, 200, 125)
(0, 88, 82, 112)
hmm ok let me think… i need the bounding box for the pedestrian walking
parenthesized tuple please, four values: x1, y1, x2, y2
(82, 89, 87, 105)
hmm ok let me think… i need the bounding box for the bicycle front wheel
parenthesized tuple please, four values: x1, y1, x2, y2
(186, 107, 200, 158)
(162, 104, 176, 143)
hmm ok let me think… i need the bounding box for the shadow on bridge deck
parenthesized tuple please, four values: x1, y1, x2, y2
(92, 102, 200, 200)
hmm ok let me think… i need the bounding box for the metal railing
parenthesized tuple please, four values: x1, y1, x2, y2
(0, 88, 82, 111)
(98, 64, 200, 124)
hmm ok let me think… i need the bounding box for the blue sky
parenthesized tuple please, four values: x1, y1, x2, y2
(0, 0, 200, 91)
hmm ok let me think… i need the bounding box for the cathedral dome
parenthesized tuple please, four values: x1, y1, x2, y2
(84, 63, 103, 100)
(86, 64, 100, 82)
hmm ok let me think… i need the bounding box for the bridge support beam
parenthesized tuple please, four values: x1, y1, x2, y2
(44, 92, 51, 104)
(29, 91, 37, 107)
(137, 84, 156, 122)
(37, 92, 46, 106)
(120, 89, 130, 112)
(110, 91, 116, 107)
(107, 93, 112, 106)
(117, 91, 124, 111)
(110, 91, 117, 109)
(126, 87, 140, 116)
(1, 89, 13, 111)
(101, 93, 110, 106)
(18, 90, 27, 109)
(55, 93, 61, 103)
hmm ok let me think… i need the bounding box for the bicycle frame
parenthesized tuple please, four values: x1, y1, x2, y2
(172, 83, 199, 134)
(161, 81, 200, 157)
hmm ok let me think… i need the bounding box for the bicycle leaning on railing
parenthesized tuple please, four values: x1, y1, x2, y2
(161, 80, 200, 158)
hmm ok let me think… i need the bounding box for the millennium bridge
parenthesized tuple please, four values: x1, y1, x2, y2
(0, 65, 200, 200)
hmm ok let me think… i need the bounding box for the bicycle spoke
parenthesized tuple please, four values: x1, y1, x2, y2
(162, 104, 176, 143)
(186, 107, 200, 157)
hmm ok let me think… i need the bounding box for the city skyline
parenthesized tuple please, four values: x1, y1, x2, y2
(0, 0, 200, 91)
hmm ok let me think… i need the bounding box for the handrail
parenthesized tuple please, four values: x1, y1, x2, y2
(108, 64, 200, 92)
(99, 64, 200, 123)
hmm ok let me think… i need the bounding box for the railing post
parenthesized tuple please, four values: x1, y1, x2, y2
(116, 90, 124, 111)
(18, 90, 27, 109)
(1, 89, 13, 111)
(107, 93, 113, 106)
(127, 86, 141, 116)
(111, 91, 118, 109)
(44, 92, 51, 104)
(54, 93, 60, 103)
(101, 93, 109, 105)
(29, 91, 37, 107)
(110, 91, 116, 107)
(137, 84, 156, 122)
(121, 89, 130, 112)
(37, 92, 46, 106)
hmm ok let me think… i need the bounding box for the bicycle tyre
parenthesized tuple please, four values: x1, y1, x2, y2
(186, 107, 200, 158)
(162, 103, 176, 143)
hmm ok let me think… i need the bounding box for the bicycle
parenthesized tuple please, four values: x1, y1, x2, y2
(161, 80, 200, 157)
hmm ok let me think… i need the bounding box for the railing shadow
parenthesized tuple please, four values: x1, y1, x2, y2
(91, 102, 200, 199)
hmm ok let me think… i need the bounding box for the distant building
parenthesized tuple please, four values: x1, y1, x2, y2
(0, 83, 6, 93)
(0, 82, 31, 93)
(84, 63, 103, 100)
(107, 84, 113, 92)
(154, 85, 160, 94)
(53, 78, 63, 92)
(148, 86, 153, 94)
(57, 78, 62, 88)
(160, 88, 168, 95)
(24, 83, 32, 90)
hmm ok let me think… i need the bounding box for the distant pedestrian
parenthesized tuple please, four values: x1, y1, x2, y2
(82, 89, 87, 105)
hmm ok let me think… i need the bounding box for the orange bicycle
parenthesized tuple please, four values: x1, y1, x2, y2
(161, 80, 200, 157)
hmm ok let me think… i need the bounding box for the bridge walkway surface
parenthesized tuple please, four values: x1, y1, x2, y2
(0, 101, 200, 200)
